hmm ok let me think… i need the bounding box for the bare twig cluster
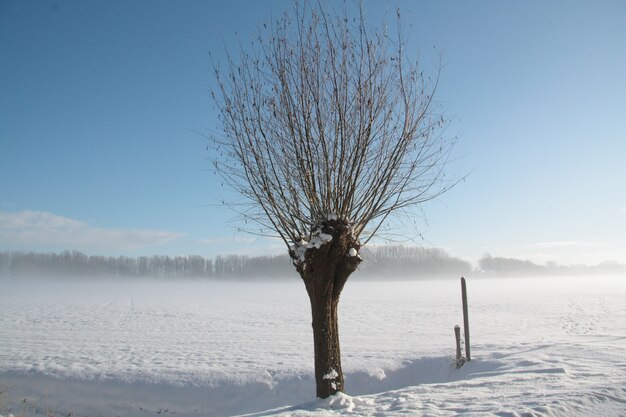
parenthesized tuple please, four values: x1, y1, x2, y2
(211, 2, 454, 249)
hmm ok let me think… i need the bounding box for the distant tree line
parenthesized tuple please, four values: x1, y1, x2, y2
(359, 246, 472, 279)
(3, 250, 623, 280)
(2, 250, 622, 280)
(0, 251, 215, 279)
(478, 254, 626, 276)
(0, 246, 471, 280)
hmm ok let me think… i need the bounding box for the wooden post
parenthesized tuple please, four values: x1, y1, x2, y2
(461, 276, 471, 361)
(454, 325, 463, 368)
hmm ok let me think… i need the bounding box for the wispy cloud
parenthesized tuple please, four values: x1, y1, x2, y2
(0, 211, 184, 252)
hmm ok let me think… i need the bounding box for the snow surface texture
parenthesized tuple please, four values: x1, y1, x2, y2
(1, 277, 625, 417)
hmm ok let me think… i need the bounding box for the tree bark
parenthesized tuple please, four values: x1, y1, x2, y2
(291, 218, 361, 398)
(310, 295, 343, 398)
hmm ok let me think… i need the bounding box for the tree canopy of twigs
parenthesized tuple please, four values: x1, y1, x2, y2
(211, 2, 455, 248)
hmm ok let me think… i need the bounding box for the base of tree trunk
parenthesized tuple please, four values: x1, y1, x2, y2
(292, 217, 362, 398)
(310, 297, 344, 398)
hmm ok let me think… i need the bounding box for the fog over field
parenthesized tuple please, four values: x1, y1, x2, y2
(1, 275, 625, 416)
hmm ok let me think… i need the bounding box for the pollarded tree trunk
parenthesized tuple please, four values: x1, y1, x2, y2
(290, 217, 361, 398)
(309, 292, 343, 398)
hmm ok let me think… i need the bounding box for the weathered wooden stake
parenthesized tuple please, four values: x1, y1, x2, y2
(461, 276, 471, 361)
(454, 325, 463, 368)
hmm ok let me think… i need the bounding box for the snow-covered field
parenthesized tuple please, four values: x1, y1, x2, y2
(1, 276, 625, 417)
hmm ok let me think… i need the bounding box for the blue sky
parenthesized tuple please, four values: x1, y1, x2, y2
(1, 0, 625, 266)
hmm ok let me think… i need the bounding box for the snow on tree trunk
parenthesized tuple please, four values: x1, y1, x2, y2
(290, 217, 361, 398)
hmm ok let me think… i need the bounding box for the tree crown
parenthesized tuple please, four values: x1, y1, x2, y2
(211, 2, 455, 247)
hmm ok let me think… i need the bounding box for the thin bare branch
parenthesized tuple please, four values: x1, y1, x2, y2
(210, 1, 455, 248)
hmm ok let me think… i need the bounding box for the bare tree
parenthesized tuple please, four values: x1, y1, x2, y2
(211, 2, 455, 398)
